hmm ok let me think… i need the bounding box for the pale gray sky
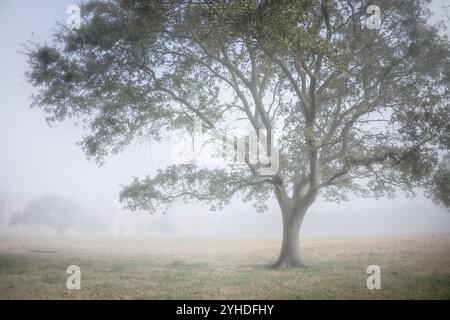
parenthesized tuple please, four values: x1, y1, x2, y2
(0, 0, 449, 236)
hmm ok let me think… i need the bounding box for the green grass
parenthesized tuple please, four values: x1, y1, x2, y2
(0, 234, 449, 299)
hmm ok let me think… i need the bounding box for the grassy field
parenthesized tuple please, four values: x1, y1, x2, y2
(0, 233, 449, 299)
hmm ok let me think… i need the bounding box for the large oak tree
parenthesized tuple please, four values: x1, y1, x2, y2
(26, 0, 450, 268)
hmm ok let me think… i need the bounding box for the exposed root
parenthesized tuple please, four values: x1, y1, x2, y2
(271, 258, 306, 270)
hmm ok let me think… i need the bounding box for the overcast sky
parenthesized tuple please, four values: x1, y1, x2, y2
(0, 0, 449, 236)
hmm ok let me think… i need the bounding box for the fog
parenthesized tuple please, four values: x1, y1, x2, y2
(0, 0, 449, 238)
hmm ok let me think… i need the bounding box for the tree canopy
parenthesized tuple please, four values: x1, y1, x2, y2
(26, 0, 450, 217)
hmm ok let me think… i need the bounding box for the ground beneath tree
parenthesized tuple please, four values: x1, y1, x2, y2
(0, 234, 449, 299)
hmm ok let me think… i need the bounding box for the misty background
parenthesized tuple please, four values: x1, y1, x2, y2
(0, 0, 449, 237)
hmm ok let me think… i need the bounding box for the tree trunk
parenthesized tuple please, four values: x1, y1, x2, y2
(273, 206, 306, 269)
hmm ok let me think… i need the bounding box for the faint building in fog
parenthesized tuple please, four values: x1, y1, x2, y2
(0, 193, 28, 230)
